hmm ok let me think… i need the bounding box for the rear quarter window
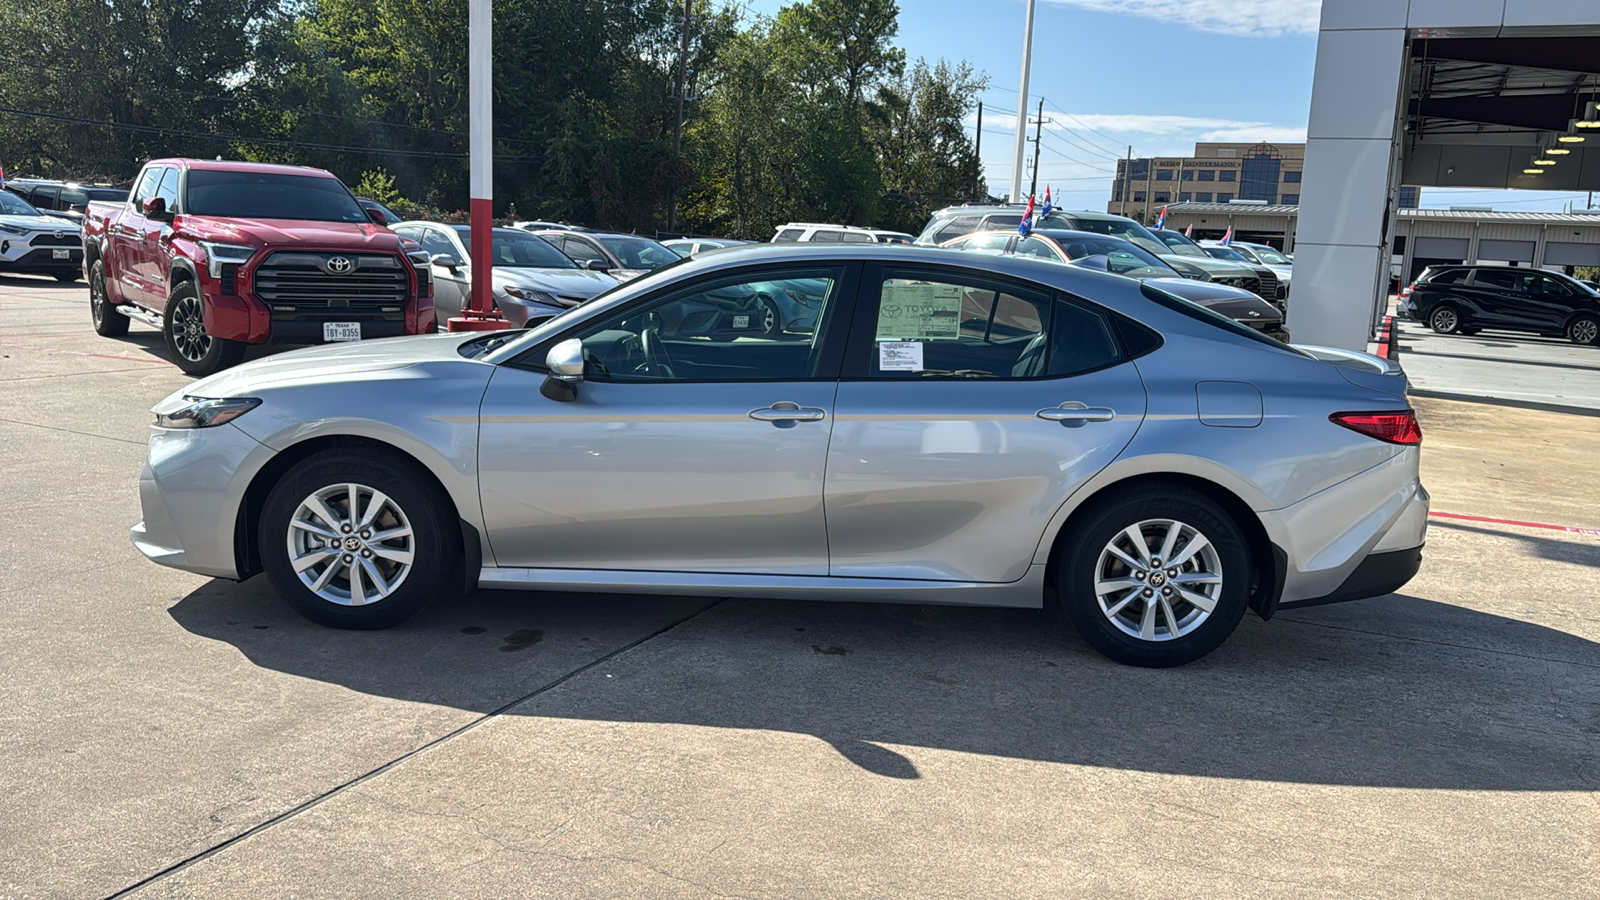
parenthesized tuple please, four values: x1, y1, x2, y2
(1423, 268, 1468, 286)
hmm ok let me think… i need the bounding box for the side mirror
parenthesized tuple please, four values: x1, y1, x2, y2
(583, 258, 611, 272)
(431, 254, 461, 271)
(140, 197, 168, 218)
(366, 207, 389, 226)
(540, 338, 585, 402)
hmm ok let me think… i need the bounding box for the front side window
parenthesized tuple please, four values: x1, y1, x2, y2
(864, 271, 1121, 380)
(970, 233, 1014, 253)
(1015, 236, 1060, 260)
(129, 167, 164, 209)
(184, 170, 367, 222)
(152, 168, 180, 210)
(561, 236, 607, 263)
(1253, 245, 1291, 265)
(419, 227, 458, 259)
(451, 227, 575, 268)
(569, 267, 842, 382)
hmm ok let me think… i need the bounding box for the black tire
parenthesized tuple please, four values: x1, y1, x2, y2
(1055, 484, 1251, 667)
(259, 448, 462, 629)
(1428, 304, 1462, 335)
(88, 260, 129, 337)
(1567, 314, 1600, 346)
(54, 270, 80, 283)
(162, 281, 246, 376)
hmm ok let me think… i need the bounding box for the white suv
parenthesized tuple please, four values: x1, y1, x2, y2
(771, 223, 915, 244)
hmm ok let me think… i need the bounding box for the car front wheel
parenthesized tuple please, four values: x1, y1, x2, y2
(260, 448, 461, 629)
(1568, 314, 1599, 346)
(162, 283, 246, 376)
(1056, 485, 1251, 667)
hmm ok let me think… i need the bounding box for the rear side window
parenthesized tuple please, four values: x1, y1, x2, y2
(840, 231, 874, 243)
(811, 230, 847, 243)
(1139, 282, 1297, 353)
(1472, 269, 1519, 290)
(985, 215, 1023, 230)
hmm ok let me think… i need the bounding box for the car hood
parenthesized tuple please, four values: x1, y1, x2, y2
(1146, 278, 1283, 321)
(162, 332, 486, 402)
(495, 267, 619, 297)
(177, 216, 402, 250)
(0, 214, 78, 233)
(1158, 253, 1256, 278)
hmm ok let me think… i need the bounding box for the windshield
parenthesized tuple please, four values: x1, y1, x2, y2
(0, 191, 42, 216)
(598, 235, 676, 270)
(1251, 245, 1291, 264)
(451, 227, 576, 268)
(1152, 230, 1208, 258)
(1063, 217, 1170, 257)
(1052, 236, 1173, 274)
(185, 170, 368, 222)
(1205, 246, 1251, 263)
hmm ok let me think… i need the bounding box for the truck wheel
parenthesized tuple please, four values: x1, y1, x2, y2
(163, 282, 246, 376)
(259, 447, 461, 629)
(88, 260, 129, 337)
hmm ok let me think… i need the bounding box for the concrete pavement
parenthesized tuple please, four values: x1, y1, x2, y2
(1, 274, 1595, 899)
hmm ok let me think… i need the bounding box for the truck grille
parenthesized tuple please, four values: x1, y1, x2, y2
(28, 233, 79, 247)
(1218, 275, 1262, 295)
(1254, 269, 1278, 300)
(254, 252, 408, 308)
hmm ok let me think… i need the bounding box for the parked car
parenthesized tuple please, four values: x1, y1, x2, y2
(1199, 239, 1291, 300)
(772, 223, 916, 244)
(663, 237, 751, 258)
(82, 158, 434, 375)
(1397, 265, 1600, 344)
(1149, 229, 1282, 302)
(356, 198, 402, 226)
(392, 222, 619, 326)
(513, 220, 579, 232)
(131, 244, 1427, 668)
(0, 189, 83, 281)
(532, 229, 679, 281)
(5, 178, 129, 224)
(942, 229, 1288, 341)
(917, 205, 1269, 297)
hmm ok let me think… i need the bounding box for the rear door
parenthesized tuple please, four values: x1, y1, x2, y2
(823, 263, 1147, 583)
(1465, 268, 1525, 325)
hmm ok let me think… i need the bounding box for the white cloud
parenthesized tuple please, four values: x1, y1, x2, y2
(1042, 0, 1322, 38)
(977, 112, 1307, 143)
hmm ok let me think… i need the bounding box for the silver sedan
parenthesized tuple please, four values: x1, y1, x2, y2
(132, 245, 1428, 666)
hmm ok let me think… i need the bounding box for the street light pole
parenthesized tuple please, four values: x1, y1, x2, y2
(1009, 0, 1036, 204)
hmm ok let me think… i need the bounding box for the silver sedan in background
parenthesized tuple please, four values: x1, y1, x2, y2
(131, 245, 1427, 667)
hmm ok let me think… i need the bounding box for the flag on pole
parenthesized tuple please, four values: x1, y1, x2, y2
(1183, 224, 1193, 237)
(1218, 227, 1234, 246)
(0, 165, 6, 188)
(1154, 206, 1167, 231)
(1040, 185, 1054, 218)
(1018, 194, 1036, 236)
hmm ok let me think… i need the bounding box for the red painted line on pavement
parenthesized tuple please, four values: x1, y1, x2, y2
(1431, 510, 1600, 537)
(0, 341, 170, 366)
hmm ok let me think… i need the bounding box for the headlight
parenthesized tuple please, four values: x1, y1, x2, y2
(155, 396, 261, 429)
(197, 241, 256, 279)
(0, 223, 29, 236)
(503, 286, 556, 304)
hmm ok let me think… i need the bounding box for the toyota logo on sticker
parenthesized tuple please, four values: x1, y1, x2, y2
(326, 256, 354, 274)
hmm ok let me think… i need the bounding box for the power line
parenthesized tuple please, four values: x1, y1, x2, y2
(1040, 96, 1127, 155)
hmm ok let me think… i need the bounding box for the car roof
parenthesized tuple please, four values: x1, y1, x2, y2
(146, 158, 339, 177)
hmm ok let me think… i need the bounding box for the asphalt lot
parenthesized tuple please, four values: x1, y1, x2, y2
(2, 273, 1597, 899)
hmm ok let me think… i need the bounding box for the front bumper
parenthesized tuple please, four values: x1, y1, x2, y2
(0, 245, 83, 273)
(131, 420, 277, 580)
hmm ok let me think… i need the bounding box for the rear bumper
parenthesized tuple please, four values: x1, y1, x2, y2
(1277, 546, 1423, 610)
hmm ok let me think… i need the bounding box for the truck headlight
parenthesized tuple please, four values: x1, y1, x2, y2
(197, 241, 256, 279)
(155, 397, 261, 429)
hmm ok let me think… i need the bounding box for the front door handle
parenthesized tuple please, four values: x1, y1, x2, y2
(749, 401, 827, 423)
(1037, 403, 1116, 426)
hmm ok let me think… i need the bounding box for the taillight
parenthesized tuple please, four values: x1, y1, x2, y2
(1399, 285, 1413, 298)
(1330, 410, 1422, 445)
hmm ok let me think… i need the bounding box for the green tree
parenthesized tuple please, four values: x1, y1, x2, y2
(866, 58, 987, 233)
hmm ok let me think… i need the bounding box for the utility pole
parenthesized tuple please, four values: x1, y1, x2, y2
(667, 0, 691, 234)
(1028, 98, 1047, 203)
(1009, 0, 1036, 204)
(973, 101, 983, 200)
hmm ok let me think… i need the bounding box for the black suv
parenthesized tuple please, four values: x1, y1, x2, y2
(4, 179, 128, 222)
(1398, 265, 1600, 345)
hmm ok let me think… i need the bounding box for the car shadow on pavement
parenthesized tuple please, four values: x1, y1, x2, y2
(168, 575, 1600, 792)
(1430, 519, 1600, 566)
(0, 273, 84, 290)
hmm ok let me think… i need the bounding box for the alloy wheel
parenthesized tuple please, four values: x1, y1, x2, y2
(285, 483, 415, 606)
(1572, 318, 1599, 344)
(1432, 308, 1458, 333)
(170, 295, 212, 361)
(90, 268, 106, 325)
(1093, 519, 1223, 642)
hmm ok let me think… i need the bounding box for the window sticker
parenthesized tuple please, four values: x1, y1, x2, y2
(878, 341, 924, 371)
(876, 282, 963, 341)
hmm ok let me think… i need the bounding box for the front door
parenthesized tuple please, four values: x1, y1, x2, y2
(477, 263, 855, 574)
(825, 263, 1147, 583)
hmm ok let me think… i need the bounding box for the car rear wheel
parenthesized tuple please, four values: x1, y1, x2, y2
(162, 282, 246, 376)
(1567, 314, 1599, 346)
(1056, 485, 1251, 667)
(1429, 304, 1462, 335)
(88, 260, 129, 337)
(260, 448, 461, 629)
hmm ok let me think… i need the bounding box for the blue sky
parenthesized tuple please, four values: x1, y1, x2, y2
(739, 0, 1594, 212)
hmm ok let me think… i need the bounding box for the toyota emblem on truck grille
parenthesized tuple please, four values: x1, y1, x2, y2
(325, 256, 354, 274)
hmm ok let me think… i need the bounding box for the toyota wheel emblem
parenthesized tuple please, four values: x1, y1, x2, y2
(326, 256, 354, 274)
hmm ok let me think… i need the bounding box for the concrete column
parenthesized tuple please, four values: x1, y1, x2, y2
(1284, 218, 1296, 254)
(1466, 222, 1481, 265)
(1534, 223, 1550, 270)
(1287, 14, 1409, 350)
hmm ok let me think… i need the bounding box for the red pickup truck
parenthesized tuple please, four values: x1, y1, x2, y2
(82, 159, 434, 375)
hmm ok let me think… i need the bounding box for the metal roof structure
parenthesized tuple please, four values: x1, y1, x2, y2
(1165, 202, 1600, 225)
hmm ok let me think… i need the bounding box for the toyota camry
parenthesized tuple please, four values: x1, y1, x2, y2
(132, 244, 1427, 666)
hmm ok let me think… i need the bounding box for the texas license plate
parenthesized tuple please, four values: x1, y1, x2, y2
(323, 322, 361, 342)
(52, 249, 70, 259)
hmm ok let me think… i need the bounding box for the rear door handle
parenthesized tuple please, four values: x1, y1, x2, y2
(750, 402, 827, 423)
(1037, 403, 1116, 425)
